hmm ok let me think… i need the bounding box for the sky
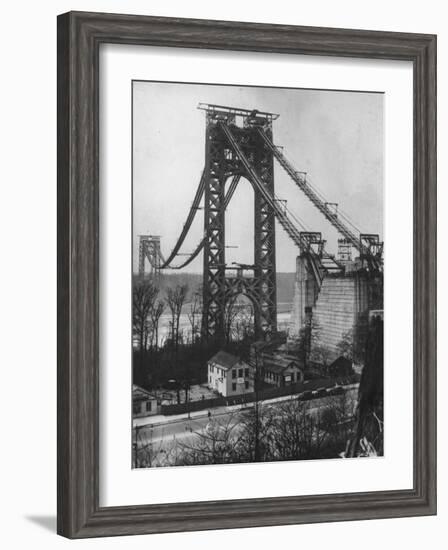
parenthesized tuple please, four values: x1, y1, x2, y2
(133, 81, 383, 273)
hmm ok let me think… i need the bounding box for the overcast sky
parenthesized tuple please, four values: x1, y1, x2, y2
(133, 81, 383, 273)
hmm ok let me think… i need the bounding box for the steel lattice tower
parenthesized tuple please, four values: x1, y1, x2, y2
(201, 106, 277, 340)
(138, 235, 165, 280)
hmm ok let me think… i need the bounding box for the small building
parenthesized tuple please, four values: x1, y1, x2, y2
(207, 351, 254, 397)
(250, 338, 304, 387)
(132, 384, 159, 417)
(263, 356, 304, 387)
(328, 356, 353, 377)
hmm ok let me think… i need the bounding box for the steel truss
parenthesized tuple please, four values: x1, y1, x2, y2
(138, 235, 165, 280)
(202, 110, 277, 340)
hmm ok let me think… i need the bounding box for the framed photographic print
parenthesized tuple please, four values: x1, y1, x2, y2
(57, 11, 437, 538)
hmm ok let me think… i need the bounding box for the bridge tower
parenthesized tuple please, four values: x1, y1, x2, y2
(200, 105, 278, 340)
(138, 235, 165, 280)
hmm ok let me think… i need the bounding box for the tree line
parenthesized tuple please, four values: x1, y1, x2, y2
(132, 277, 257, 397)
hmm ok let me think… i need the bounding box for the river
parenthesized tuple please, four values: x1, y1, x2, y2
(156, 302, 293, 346)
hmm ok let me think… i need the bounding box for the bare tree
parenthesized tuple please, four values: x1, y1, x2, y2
(176, 413, 241, 465)
(166, 284, 188, 351)
(159, 390, 359, 467)
(237, 403, 276, 462)
(288, 315, 322, 369)
(269, 400, 310, 460)
(133, 278, 159, 353)
(311, 343, 334, 374)
(187, 288, 202, 343)
(149, 299, 165, 349)
(336, 329, 354, 361)
(234, 303, 254, 341)
(224, 296, 254, 343)
(223, 296, 240, 343)
(134, 425, 178, 468)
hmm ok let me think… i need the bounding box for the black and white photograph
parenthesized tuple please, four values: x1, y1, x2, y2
(132, 81, 384, 468)
(0, 1, 440, 545)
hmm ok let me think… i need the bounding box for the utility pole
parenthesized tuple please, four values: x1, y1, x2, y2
(185, 381, 191, 420)
(133, 425, 143, 468)
(254, 349, 261, 462)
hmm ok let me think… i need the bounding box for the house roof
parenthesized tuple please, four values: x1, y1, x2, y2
(263, 357, 301, 374)
(208, 350, 241, 370)
(329, 356, 352, 369)
(132, 384, 157, 401)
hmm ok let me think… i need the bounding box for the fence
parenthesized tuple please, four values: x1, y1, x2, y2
(160, 373, 359, 416)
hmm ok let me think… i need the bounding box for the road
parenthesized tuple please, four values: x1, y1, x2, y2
(134, 387, 358, 465)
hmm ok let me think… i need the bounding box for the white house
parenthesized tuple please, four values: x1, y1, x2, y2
(132, 384, 159, 417)
(207, 351, 254, 397)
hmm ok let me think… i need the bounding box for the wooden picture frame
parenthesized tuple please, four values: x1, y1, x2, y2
(57, 11, 437, 538)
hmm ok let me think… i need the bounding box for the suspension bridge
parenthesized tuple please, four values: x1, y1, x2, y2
(138, 104, 383, 341)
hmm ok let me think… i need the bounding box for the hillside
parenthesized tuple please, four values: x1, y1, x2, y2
(147, 272, 296, 304)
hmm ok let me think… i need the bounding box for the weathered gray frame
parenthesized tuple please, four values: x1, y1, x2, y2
(57, 11, 437, 538)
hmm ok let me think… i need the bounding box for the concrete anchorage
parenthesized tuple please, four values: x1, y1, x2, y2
(289, 253, 383, 362)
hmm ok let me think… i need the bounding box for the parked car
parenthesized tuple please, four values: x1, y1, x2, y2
(327, 385, 344, 396)
(312, 387, 328, 398)
(300, 390, 313, 401)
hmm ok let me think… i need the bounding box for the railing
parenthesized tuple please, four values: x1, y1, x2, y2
(160, 373, 361, 415)
(257, 128, 366, 255)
